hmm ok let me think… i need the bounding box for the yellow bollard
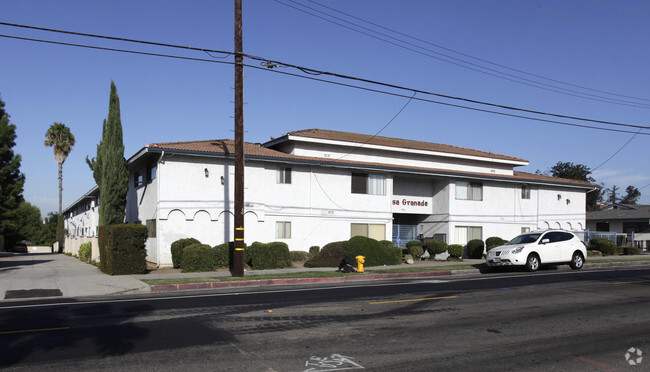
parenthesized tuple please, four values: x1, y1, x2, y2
(355, 255, 365, 273)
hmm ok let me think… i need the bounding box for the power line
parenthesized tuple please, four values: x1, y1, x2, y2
(275, 0, 650, 108)
(2, 29, 650, 136)
(591, 129, 643, 171)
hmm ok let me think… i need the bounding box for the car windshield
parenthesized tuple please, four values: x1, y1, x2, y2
(507, 233, 542, 245)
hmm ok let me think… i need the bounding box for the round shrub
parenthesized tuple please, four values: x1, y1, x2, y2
(304, 241, 345, 267)
(447, 244, 463, 259)
(79, 242, 92, 262)
(485, 237, 507, 251)
(171, 237, 201, 269)
(309, 246, 320, 257)
(342, 236, 401, 266)
(426, 239, 448, 256)
(408, 244, 424, 259)
(467, 239, 485, 259)
(181, 244, 215, 272)
(380, 240, 395, 248)
(588, 238, 617, 256)
(247, 241, 292, 270)
(212, 242, 233, 269)
(623, 246, 641, 255)
(406, 240, 424, 249)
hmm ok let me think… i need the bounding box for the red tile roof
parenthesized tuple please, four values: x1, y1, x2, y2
(282, 129, 528, 163)
(144, 139, 595, 188)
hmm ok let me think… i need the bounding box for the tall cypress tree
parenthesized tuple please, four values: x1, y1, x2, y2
(86, 82, 128, 226)
(0, 96, 25, 248)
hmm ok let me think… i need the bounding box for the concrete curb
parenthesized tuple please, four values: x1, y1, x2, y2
(149, 270, 453, 292)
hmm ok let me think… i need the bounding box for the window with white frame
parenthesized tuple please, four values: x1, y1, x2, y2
(276, 167, 292, 184)
(521, 185, 531, 199)
(455, 181, 482, 201)
(454, 226, 483, 245)
(351, 173, 385, 195)
(350, 223, 386, 241)
(275, 221, 291, 239)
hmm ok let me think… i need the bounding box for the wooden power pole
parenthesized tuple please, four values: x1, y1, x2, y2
(232, 0, 245, 277)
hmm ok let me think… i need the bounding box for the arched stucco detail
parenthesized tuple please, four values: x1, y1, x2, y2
(555, 222, 562, 229)
(193, 209, 214, 221)
(167, 209, 187, 221)
(576, 222, 584, 230)
(244, 210, 260, 222)
(217, 210, 234, 221)
(565, 222, 573, 230)
(542, 221, 550, 229)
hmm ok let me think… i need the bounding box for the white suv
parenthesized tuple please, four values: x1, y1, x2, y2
(485, 230, 586, 272)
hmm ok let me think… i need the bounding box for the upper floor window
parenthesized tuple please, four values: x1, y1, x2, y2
(521, 185, 531, 199)
(456, 181, 482, 201)
(134, 171, 144, 187)
(277, 167, 292, 184)
(351, 173, 385, 195)
(147, 164, 157, 182)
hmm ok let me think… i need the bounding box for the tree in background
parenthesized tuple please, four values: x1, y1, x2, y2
(0, 96, 25, 250)
(11, 202, 44, 245)
(606, 185, 620, 205)
(86, 81, 128, 226)
(45, 122, 75, 252)
(39, 212, 59, 246)
(549, 161, 602, 211)
(621, 186, 641, 205)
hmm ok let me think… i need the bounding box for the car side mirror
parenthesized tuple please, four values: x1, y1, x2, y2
(541, 238, 550, 244)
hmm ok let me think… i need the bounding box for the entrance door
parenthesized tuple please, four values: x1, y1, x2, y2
(392, 214, 421, 247)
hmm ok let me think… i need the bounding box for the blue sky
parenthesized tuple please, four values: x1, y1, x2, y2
(1, 0, 649, 216)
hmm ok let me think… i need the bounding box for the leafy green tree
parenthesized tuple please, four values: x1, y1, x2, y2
(549, 161, 602, 210)
(45, 122, 75, 252)
(621, 185, 641, 204)
(86, 81, 129, 226)
(12, 202, 43, 244)
(39, 212, 59, 246)
(0, 96, 25, 249)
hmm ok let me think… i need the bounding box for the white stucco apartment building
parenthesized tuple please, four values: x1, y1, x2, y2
(115, 129, 595, 267)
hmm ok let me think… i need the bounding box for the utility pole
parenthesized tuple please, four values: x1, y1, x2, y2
(232, 0, 245, 277)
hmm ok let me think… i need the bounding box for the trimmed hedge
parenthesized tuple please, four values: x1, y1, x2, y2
(309, 246, 320, 257)
(181, 244, 214, 272)
(406, 240, 423, 248)
(99, 223, 148, 275)
(447, 244, 463, 259)
(342, 236, 401, 267)
(623, 246, 641, 255)
(467, 239, 485, 259)
(246, 241, 292, 270)
(212, 242, 233, 269)
(171, 238, 201, 269)
(485, 237, 507, 251)
(408, 244, 424, 259)
(304, 241, 346, 267)
(588, 238, 617, 256)
(426, 239, 448, 256)
(291, 251, 310, 262)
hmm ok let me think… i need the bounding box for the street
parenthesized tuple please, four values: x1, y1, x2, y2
(1, 266, 649, 371)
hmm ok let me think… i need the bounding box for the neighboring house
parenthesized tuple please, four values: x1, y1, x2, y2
(115, 128, 595, 267)
(63, 185, 99, 238)
(586, 203, 650, 250)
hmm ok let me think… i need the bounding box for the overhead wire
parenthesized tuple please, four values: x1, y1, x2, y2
(1, 25, 650, 136)
(275, 0, 650, 108)
(591, 129, 643, 171)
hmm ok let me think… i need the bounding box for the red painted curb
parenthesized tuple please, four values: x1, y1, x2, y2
(149, 270, 453, 292)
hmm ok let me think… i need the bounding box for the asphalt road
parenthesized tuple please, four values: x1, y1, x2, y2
(1, 266, 649, 371)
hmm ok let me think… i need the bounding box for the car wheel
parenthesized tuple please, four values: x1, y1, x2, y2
(569, 252, 584, 270)
(525, 254, 540, 272)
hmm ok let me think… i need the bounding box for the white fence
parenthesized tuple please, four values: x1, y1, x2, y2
(64, 236, 100, 261)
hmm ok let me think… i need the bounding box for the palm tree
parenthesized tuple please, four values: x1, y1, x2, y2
(44, 122, 75, 252)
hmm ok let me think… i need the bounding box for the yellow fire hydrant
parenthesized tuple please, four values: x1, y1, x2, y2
(355, 255, 366, 273)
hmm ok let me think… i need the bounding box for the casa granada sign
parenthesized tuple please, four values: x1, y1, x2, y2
(392, 198, 429, 207)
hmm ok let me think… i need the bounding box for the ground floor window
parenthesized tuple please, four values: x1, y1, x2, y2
(454, 226, 482, 245)
(351, 223, 386, 241)
(276, 221, 291, 239)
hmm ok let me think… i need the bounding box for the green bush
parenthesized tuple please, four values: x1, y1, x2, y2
(212, 242, 233, 269)
(99, 224, 148, 275)
(467, 239, 485, 259)
(623, 246, 641, 255)
(246, 241, 292, 270)
(408, 244, 424, 258)
(588, 238, 617, 256)
(181, 244, 215, 272)
(447, 244, 463, 259)
(291, 250, 310, 262)
(309, 245, 320, 257)
(304, 241, 345, 267)
(426, 239, 448, 256)
(485, 237, 507, 251)
(171, 238, 201, 269)
(380, 240, 395, 248)
(342, 236, 401, 267)
(406, 240, 423, 248)
(79, 242, 92, 262)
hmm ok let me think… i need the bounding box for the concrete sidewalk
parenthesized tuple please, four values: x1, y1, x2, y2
(0, 253, 150, 301)
(2, 252, 649, 301)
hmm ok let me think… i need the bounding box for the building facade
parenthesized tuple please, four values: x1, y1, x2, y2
(121, 129, 594, 267)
